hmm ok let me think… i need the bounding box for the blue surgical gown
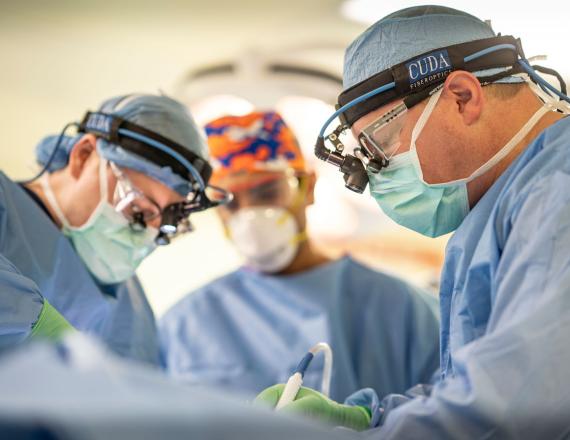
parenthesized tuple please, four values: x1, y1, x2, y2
(351, 117, 570, 438)
(0, 172, 159, 365)
(0, 253, 44, 349)
(0, 335, 355, 440)
(159, 256, 440, 401)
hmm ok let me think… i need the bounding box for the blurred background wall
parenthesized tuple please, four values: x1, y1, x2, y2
(1, 0, 568, 316)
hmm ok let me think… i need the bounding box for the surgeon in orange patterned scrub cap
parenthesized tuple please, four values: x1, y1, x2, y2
(204, 111, 314, 273)
(159, 110, 441, 404)
(207, 111, 305, 183)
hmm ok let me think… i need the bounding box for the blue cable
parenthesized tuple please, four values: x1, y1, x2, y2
(318, 42, 570, 141)
(463, 43, 517, 63)
(318, 44, 516, 138)
(517, 59, 570, 104)
(318, 82, 396, 138)
(464, 44, 570, 103)
(20, 122, 78, 184)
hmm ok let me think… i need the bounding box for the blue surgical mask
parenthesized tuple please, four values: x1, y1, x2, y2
(369, 86, 552, 238)
(41, 159, 157, 284)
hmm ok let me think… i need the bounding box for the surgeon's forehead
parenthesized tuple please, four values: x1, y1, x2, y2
(351, 98, 405, 135)
(218, 170, 290, 193)
(122, 167, 184, 206)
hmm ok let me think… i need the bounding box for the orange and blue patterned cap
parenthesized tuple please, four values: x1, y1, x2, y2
(204, 111, 306, 184)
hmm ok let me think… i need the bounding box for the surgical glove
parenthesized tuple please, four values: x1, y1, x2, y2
(31, 299, 76, 341)
(255, 384, 371, 431)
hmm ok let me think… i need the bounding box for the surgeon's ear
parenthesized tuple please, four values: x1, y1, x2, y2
(304, 171, 317, 206)
(67, 134, 98, 180)
(443, 71, 484, 126)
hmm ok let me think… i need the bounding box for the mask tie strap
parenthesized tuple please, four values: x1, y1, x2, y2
(410, 82, 553, 187)
(40, 174, 72, 229)
(425, 103, 552, 188)
(410, 88, 444, 154)
(459, 103, 552, 183)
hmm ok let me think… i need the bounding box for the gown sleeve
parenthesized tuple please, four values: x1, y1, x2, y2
(0, 253, 73, 349)
(355, 172, 570, 439)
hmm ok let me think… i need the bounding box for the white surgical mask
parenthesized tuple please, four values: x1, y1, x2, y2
(227, 207, 306, 274)
(41, 159, 157, 284)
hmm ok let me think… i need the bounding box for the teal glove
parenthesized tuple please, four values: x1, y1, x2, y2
(255, 384, 371, 431)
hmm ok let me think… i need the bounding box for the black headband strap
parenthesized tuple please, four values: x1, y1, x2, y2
(338, 35, 521, 126)
(78, 111, 212, 186)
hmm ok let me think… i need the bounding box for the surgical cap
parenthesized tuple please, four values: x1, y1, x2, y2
(204, 111, 306, 184)
(35, 94, 209, 196)
(343, 5, 522, 90)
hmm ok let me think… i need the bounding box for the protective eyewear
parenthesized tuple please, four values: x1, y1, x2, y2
(358, 102, 407, 165)
(109, 162, 231, 244)
(220, 174, 303, 213)
(110, 162, 162, 232)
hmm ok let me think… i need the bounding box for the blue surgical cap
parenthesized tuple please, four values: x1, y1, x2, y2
(343, 5, 522, 90)
(35, 94, 209, 196)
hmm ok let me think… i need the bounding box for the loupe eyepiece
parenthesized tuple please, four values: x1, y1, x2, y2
(315, 134, 371, 194)
(340, 155, 368, 193)
(155, 231, 171, 246)
(159, 204, 186, 235)
(129, 211, 148, 232)
(155, 203, 187, 245)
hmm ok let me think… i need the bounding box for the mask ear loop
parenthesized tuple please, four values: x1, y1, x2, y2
(56, 157, 112, 232)
(67, 156, 113, 231)
(40, 173, 71, 229)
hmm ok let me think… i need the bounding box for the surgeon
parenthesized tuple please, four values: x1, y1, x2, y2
(0, 94, 220, 365)
(159, 111, 440, 401)
(255, 5, 570, 438)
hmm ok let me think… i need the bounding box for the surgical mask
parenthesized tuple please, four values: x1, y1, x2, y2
(227, 207, 307, 274)
(41, 159, 158, 284)
(370, 85, 553, 237)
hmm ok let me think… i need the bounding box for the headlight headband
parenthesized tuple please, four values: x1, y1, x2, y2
(315, 34, 569, 194)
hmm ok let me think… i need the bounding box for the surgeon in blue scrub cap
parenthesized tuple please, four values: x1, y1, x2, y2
(0, 93, 214, 365)
(257, 5, 570, 438)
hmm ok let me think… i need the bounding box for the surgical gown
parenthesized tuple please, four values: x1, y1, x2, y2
(0, 172, 159, 365)
(0, 253, 44, 348)
(0, 335, 356, 440)
(159, 256, 440, 401)
(351, 117, 570, 438)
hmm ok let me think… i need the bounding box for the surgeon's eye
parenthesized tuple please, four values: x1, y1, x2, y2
(254, 187, 280, 202)
(129, 211, 148, 232)
(223, 197, 240, 212)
